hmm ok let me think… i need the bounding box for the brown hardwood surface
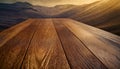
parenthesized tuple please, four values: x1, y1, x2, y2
(0, 18, 120, 69)
(53, 20, 107, 69)
(21, 19, 70, 69)
(0, 19, 39, 69)
(61, 19, 120, 69)
(0, 19, 35, 47)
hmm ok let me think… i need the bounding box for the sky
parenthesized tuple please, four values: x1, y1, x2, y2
(0, 0, 100, 6)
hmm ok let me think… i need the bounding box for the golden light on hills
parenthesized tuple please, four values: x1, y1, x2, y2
(32, 0, 101, 6)
(0, 0, 101, 6)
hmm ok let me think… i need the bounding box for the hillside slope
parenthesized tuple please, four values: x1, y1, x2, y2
(57, 0, 120, 35)
(0, 0, 120, 35)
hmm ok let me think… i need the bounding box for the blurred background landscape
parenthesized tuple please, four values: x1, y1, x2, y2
(0, 0, 120, 35)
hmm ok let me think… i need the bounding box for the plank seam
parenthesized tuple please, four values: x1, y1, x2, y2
(19, 20, 40, 69)
(52, 19, 72, 69)
(62, 22, 108, 68)
(0, 19, 34, 48)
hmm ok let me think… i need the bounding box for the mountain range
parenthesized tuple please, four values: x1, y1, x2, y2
(0, 0, 120, 35)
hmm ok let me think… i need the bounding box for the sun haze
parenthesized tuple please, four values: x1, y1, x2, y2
(0, 0, 100, 6)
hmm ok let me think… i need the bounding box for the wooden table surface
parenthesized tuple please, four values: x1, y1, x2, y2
(0, 18, 120, 69)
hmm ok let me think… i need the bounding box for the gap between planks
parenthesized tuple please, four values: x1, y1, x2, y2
(52, 19, 107, 69)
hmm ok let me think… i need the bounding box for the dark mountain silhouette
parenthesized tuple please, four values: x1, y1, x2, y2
(0, 0, 120, 35)
(0, 2, 43, 30)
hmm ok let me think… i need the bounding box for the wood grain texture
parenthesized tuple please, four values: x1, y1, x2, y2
(0, 18, 120, 69)
(69, 19, 120, 45)
(0, 19, 39, 69)
(53, 19, 107, 69)
(0, 19, 35, 48)
(62, 19, 120, 69)
(21, 19, 70, 69)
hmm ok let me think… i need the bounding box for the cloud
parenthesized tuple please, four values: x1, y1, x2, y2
(0, 0, 100, 6)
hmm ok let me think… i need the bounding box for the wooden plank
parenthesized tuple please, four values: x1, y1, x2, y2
(69, 19, 120, 45)
(0, 19, 39, 69)
(0, 19, 35, 48)
(70, 19, 120, 48)
(53, 19, 107, 69)
(21, 19, 70, 69)
(62, 19, 120, 69)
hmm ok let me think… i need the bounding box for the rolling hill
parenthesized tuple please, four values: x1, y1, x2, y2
(0, 0, 120, 35)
